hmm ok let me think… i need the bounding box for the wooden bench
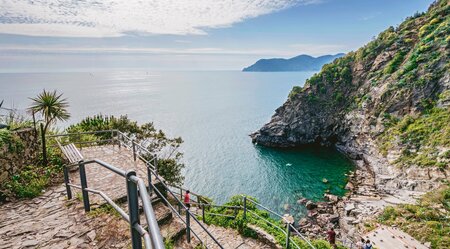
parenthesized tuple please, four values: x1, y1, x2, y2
(57, 141, 84, 164)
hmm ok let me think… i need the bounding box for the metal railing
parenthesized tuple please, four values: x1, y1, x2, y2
(240, 196, 316, 249)
(51, 129, 225, 248)
(115, 130, 225, 249)
(63, 158, 164, 249)
(51, 130, 317, 249)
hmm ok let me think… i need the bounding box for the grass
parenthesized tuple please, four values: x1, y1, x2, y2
(378, 185, 450, 249)
(88, 204, 121, 218)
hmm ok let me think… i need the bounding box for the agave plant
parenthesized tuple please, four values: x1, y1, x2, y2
(29, 90, 70, 135)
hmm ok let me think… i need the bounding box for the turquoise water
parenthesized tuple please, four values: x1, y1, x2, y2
(0, 71, 354, 216)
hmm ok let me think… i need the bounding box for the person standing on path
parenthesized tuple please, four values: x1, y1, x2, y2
(184, 190, 191, 209)
(356, 238, 365, 249)
(364, 240, 373, 249)
(327, 227, 337, 248)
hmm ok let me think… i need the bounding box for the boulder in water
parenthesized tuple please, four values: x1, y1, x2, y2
(305, 201, 317, 210)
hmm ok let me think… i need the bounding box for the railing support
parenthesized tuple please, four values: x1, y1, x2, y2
(243, 196, 247, 220)
(111, 130, 114, 147)
(286, 224, 291, 249)
(186, 209, 191, 243)
(118, 132, 122, 148)
(79, 160, 90, 212)
(126, 170, 142, 249)
(147, 163, 152, 193)
(153, 156, 158, 175)
(202, 204, 206, 222)
(63, 165, 72, 200)
(132, 140, 137, 162)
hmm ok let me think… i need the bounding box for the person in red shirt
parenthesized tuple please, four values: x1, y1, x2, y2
(327, 227, 336, 248)
(184, 190, 191, 209)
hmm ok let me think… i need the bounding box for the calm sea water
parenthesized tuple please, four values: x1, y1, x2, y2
(1, 71, 354, 216)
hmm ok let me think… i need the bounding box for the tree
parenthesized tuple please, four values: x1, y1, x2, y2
(29, 90, 70, 165)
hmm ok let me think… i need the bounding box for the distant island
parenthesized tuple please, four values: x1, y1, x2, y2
(242, 53, 345, 72)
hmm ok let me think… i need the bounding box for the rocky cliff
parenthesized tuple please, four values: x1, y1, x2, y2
(251, 0, 449, 193)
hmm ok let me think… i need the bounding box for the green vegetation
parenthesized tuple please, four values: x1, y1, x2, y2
(0, 91, 67, 201)
(383, 51, 406, 74)
(202, 195, 344, 249)
(29, 89, 70, 136)
(66, 115, 185, 185)
(164, 239, 174, 249)
(378, 107, 449, 168)
(0, 129, 24, 153)
(378, 185, 450, 249)
(88, 204, 121, 218)
(0, 148, 64, 200)
(286, 0, 449, 169)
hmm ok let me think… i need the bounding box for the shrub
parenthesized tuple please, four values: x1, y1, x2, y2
(66, 115, 185, 185)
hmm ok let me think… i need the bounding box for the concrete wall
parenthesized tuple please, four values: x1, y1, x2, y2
(0, 128, 39, 184)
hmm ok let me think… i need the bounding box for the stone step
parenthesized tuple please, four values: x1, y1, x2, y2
(159, 219, 187, 243)
(139, 201, 173, 227)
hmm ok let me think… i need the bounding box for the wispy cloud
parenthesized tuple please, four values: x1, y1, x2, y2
(1, 42, 350, 57)
(360, 12, 382, 21)
(0, 0, 320, 37)
(0, 45, 289, 56)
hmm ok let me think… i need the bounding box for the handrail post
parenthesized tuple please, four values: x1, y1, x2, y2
(147, 163, 153, 193)
(111, 130, 114, 146)
(118, 131, 122, 149)
(286, 223, 291, 249)
(132, 140, 137, 161)
(243, 196, 247, 220)
(202, 204, 206, 222)
(63, 165, 72, 200)
(79, 160, 90, 212)
(153, 156, 158, 175)
(186, 209, 191, 243)
(126, 170, 142, 249)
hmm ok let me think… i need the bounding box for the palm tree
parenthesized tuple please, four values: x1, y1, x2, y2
(29, 90, 70, 165)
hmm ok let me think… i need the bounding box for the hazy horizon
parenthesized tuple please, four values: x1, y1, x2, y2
(0, 0, 434, 72)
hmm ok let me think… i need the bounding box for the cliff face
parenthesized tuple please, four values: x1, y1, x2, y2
(251, 0, 450, 192)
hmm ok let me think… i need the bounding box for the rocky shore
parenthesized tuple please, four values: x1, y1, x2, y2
(289, 151, 448, 245)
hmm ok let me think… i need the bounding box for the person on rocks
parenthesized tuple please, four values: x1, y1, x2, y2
(364, 239, 373, 249)
(356, 238, 365, 249)
(184, 190, 191, 209)
(327, 227, 337, 248)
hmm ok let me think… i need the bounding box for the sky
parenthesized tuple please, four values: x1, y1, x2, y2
(0, 0, 435, 72)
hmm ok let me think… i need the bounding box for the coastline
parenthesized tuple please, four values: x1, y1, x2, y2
(296, 143, 449, 245)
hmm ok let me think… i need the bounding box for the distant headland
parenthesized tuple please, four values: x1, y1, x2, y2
(242, 53, 345, 72)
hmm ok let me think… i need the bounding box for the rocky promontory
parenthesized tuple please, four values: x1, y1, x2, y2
(252, 0, 450, 241)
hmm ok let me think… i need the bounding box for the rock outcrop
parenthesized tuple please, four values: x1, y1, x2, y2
(252, 0, 450, 241)
(252, 0, 450, 194)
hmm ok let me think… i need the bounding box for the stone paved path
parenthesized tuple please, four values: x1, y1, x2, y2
(0, 185, 103, 249)
(71, 145, 151, 205)
(1, 144, 276, 249)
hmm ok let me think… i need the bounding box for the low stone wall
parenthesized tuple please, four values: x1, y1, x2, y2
(0, 128, 39, 184)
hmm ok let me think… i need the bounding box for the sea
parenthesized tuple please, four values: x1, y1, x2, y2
(0, 70, 354, 217)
